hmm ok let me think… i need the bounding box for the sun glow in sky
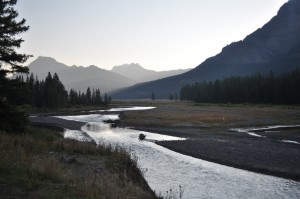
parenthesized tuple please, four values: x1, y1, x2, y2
(16, 0, 288, 71)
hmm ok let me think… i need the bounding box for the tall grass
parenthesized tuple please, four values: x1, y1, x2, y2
(0, 127, 156, 199)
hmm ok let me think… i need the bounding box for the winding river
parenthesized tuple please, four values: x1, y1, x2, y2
(57, 107, 300, 199)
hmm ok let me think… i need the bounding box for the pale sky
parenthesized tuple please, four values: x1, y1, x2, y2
(16, 0, 288, 71)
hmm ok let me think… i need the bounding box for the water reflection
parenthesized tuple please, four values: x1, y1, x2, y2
(58, 112, 300, 199)
(102, 106, 156, 112)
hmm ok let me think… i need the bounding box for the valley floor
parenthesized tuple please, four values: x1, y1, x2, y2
(29, 101, 300, 181)
(117, 100, 300, 181)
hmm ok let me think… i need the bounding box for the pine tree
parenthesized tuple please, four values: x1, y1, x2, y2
(86, 87, 91, 104)
(104, 93, 108, 105)
(44, 72, 54, 107)
(174, 92, 178, 101)
(151, 92, 155, 100)
(0, 0, 31, 133)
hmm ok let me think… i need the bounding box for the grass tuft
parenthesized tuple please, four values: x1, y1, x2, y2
(0, 126, 157, 199)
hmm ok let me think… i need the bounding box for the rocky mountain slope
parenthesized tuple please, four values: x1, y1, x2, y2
(113, 0, 300, 99)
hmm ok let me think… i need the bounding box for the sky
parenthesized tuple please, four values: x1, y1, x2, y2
(16, 0, 288, 71)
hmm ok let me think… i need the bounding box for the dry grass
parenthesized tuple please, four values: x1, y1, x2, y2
(0, 127, 156, 199)
(118, 100, 300, 128)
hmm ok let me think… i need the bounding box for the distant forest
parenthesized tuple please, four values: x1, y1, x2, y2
(180, 69, 300, 104)
(13, 72, 111, 108)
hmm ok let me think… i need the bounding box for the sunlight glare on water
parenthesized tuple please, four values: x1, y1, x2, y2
(57, 112, 300, 199)
(102, 106, 156, 112)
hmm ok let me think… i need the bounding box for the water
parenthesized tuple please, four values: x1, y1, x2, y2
(58, 110, 300, 199)
(84, 106, 156, 113)
(231, 125, 300, 144)
(102, 106, 156, 112)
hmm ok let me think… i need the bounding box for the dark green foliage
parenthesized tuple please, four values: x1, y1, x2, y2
(14, 72, 112, 107)
(0, 101, 28, 133)
(68, 87, 111, 106)
(180, 69, 300, 105)
(174, 92, 178, 100)
(0, 0, 31, 133)
(151, 92, 155, 100)
(14, 72, 68, 108)
(0, 0, 31, 74)
(86, 87, 92, 104)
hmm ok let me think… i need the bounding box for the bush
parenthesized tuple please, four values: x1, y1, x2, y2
(0, 101, 28, 133)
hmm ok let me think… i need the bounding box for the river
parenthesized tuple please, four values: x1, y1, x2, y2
(56, 107, 300, 199)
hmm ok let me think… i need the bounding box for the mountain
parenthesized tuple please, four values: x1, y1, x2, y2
(111, 63, 191, 83)
(26, 56, 136, 92)
(113, 0, 300, 99)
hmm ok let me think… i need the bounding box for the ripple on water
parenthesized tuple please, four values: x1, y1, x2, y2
(57, 112, 300, 199)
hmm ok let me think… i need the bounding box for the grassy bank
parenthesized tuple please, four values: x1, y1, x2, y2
(17, 104, 109, 116)
(116, 100, 300, 128)
(0, 127, 156, 199)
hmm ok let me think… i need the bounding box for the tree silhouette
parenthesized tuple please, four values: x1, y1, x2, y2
(0, 0, 31, 133)
(180, 69, 300, 105)
(151, 92, 155, 100)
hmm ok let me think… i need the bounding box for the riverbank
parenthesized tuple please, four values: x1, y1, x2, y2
(0, 126, 157, 199)
(117, 101, 300, 181)
(28, 101, 300, 181)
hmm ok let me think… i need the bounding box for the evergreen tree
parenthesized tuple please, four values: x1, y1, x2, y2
(33, 76, 42, 107)
(86, 87, 92, 104)
(44, 72, 54, 107)
(52, 73, 67, 107)
(95, 89, 102, 105)
(151, 92, 155, 100)
(104, 93, 108, 105)
(0, 0, 31, 133)
(174, 92, 178, 101)
(180, 69, 300, 105)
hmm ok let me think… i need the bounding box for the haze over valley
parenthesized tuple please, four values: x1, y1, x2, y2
(22, 0, 300, 99)
(113, 0, 300, 99)
(1, 1, 300, 198)
(26, 56, 190, 93)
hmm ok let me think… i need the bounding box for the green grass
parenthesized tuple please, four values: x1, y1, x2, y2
(0, 127, 156, 199)
(17, 104, 108, 115)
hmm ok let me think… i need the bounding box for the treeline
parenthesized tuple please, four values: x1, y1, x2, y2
(69, 88, 111, 105)
(180, 69, 300, 104)
(13, 72, 111, 108)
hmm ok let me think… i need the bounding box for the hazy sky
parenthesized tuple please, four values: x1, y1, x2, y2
(16, 0, 288, 71)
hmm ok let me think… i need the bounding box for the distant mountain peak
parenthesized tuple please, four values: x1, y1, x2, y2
(34, 56, 58, 63)
(26, 56, 136, 93)
(112, 63, 144, 71)
(111, 63, 191, 83)
(112, 0, 300, 99)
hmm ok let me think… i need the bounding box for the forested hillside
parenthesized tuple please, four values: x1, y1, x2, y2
(113, 0, 300, 99)
(180, 69, 300, 104)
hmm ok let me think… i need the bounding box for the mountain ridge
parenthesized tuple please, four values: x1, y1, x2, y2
(25, 56, 191, 93)
(112, 0, 300, 99)
(26, 56, 137, 92)
(111, 63, 191, 83)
